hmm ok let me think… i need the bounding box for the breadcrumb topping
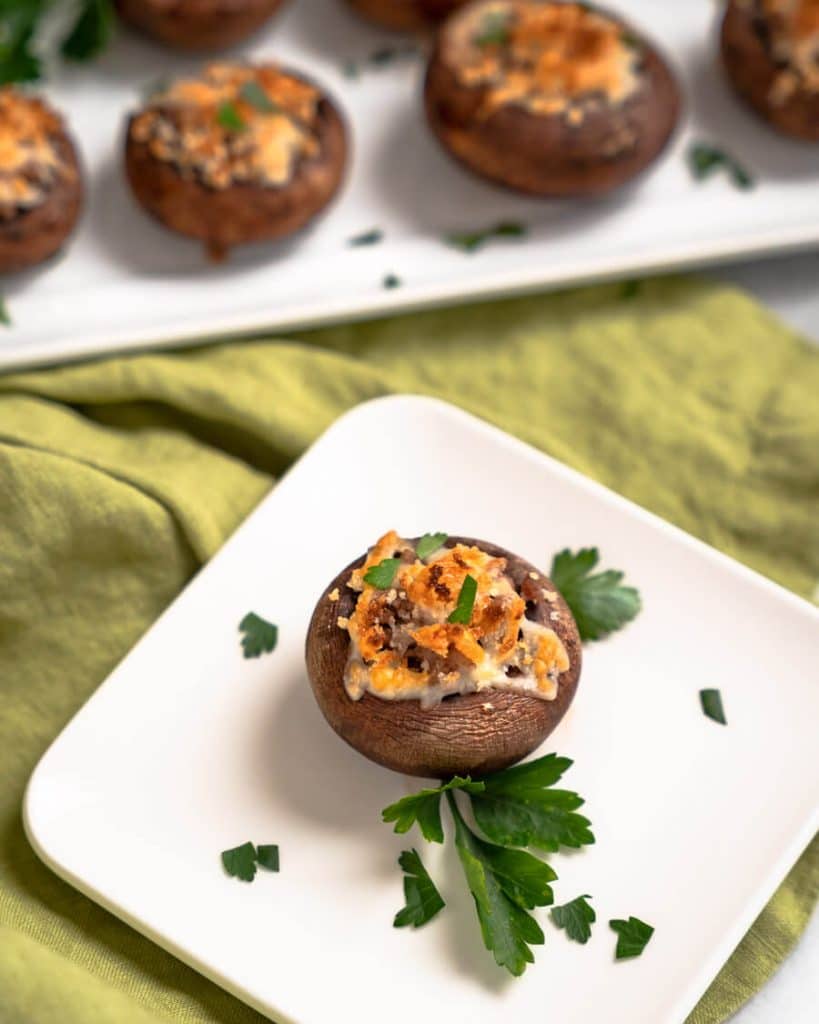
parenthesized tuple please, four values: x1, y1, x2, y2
(444, 1, 641, 120)
(341, 530, 570, 708)
(130, 64, 322, 190)
(0, 91, 75, 220)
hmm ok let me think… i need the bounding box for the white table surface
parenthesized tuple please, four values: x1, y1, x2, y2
(706, 249, 818, 1024)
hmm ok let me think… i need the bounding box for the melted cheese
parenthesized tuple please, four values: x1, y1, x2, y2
(0, 91, 72, 217)
(444, 1, 640, 119)
(130, 64, 321, 190)
(761, 0, 819, 96)
(341, 531, 570, 708)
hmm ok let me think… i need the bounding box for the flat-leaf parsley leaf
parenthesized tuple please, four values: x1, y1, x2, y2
(447, 791, 546, 976)
(416, 532, 448, 560)
(393, 849, 445, 928)
(700, 688, 727, 725)
(610, 916, 654, 959)
(239, 612, 278, 658)
(257, 844, 280, 871)
(550, 894, 595, 943)
(468, 753, 594, 852)
(549, 547, 641, 641)
(448, 574, 477, 624)
(222, 842, 257, 882)
(364, 557, 401, 589)
(383, 776, 484, 844)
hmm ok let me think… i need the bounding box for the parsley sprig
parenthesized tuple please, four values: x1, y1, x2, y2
(550, 548, 641, 642)
(0, 0, 113, 84)
(238, 612, 278, 658)
(394, 849, 445, 928)
(551, 894, 596, 943)
(688, 143, 754, 190)
(383, 753, 592, 975)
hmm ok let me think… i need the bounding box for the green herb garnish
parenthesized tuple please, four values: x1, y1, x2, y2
(448, 574, 477, 624)
(364, 556, 401, 589)
(383, 776, 484, 843)
(446, 221, 527, 253)
(239, 80, 280, 114)
(343, 43, 418, 79)
(549, 548, 641, 642)
(222, 842, 258, 882)
(256, 844, 280, 872)
(700, 688, 726, 725)
(687, 143, 754, 190)
(474, 11, 510, 47)
(0, 0, 113, 83)
(448, 790, 553, 975)
(222, 841, 279, 881)
(469, 754, 594, 852)
(393, 849, 445, 928)
(0, 297, 11, 326)
(383, 273, 402, 289)
(610, 916, 654, 959)
(239, 612, 278, 658)
(349, 228, 384, 247)
(217, 100, 246, 132)
(61, 0, 112, 61)
(382, 753, 593, 977)
(415, 532, 448, 560)
(550, 894, 596, 943)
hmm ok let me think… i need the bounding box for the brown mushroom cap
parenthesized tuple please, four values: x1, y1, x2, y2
(720, 0, 819, 142)
(115, 0, 288, 52)
(124, 74, 348, 259)
(305, 537, 582, 779)
(0, 108, 82, 274)
(345, 0, 467, 32)
(424, 1, 681, 196)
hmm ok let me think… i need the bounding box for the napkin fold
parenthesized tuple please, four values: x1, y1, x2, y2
(0, 275, 816, 1024)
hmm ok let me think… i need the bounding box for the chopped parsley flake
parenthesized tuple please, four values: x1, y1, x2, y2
(239, 612, 278, 658)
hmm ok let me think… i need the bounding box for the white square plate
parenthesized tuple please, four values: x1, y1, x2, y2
(3, 0, 819, 371)
(25, 396, 819, 1024)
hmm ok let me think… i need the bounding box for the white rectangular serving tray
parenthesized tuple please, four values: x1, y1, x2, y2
(25, 396, 819, 1024)
(1, 0, 819, 371)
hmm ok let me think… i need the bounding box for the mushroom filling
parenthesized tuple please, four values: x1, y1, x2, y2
(445, 1, 642, 119)
(0, 92, 74, 221)
(130, 64, 322, 190)
(338, 531, 570, 709)
(755, 0, 819, 98)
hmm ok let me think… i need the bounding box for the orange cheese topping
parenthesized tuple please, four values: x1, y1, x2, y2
(341, 531, 570, 708)
(130, 64, 321, 190)
(0, 91, 73, 218)
(760, 0, 819, 94)
(445, 1, 641, 118)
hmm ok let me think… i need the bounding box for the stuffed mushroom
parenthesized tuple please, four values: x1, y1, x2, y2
(306, 531, 582, 779)
(721, 0, 819, 141)
(0, 90, 82, 274)
(125, 63, 348, 259)
(344, 0, 467, 32)
(115, 0, 288, 51)
(424, 0, 681, 196)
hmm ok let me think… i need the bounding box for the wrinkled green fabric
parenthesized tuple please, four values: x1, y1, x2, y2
(0, 275, 816, 1024)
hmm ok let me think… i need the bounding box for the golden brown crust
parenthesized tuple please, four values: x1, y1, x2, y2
(721, 0, 819, 141)
(345, 0, 467, 32)
(0, 96, 82, 274)
(124, 67, 347, 258)
(115, 0, 288, 51)
(305, 537, 582, 779)
(424, 1, 680, 196)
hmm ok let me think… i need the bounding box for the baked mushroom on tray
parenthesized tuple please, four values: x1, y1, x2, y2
(721, 0, 819, 141)
(345, 0, 468, 32)
(306, 531, 582, 779)
(115, 0, 288, 51)
(424, 0, 681, 196)
(125, 63, 348, 260)
(0, 90, 82, 274)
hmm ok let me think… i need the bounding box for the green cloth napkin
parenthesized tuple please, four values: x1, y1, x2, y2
(0, 275, 816, 1024)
